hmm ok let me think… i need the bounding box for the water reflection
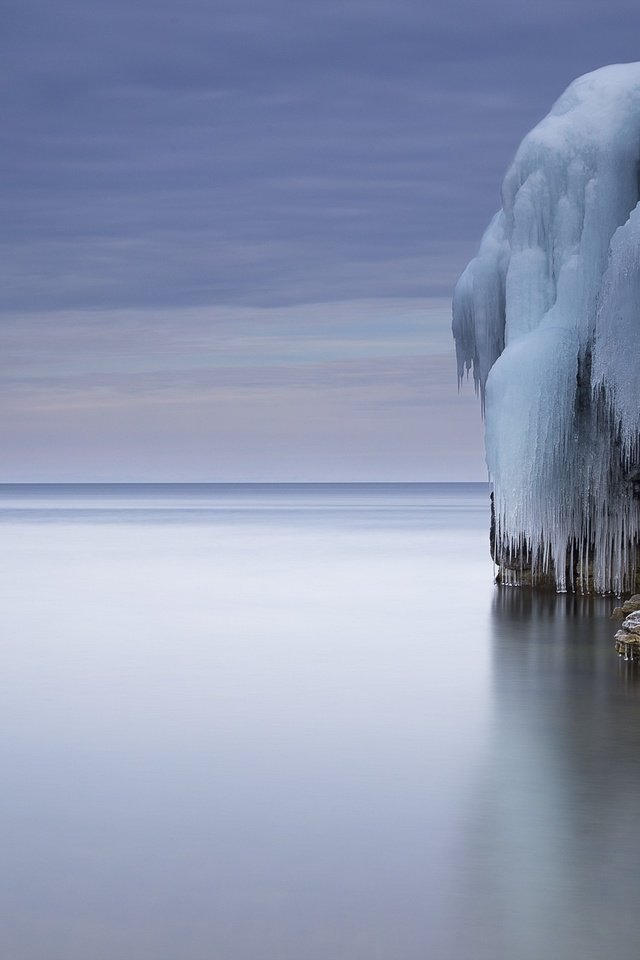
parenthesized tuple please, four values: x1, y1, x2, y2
(2, 486, 640, 960)
(458, 588, 640, 960)
(0, 484, 493, 960)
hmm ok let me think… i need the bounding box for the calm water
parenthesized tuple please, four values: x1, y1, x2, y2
(0, 483, 638, 960)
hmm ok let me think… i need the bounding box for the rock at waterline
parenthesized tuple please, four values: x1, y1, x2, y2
(611, 594, 640, 623)
(614, 606, 640, 659)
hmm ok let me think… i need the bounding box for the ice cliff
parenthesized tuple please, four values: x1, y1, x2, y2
(453, 64, 640, 594)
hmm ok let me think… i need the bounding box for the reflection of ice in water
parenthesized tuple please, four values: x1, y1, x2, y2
(449, 590, 640, 960)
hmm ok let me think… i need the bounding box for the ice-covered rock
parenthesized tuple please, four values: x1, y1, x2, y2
(453, 64, 640, 593)
(622, 611, 640, 634)
(614, 628, 640, 661)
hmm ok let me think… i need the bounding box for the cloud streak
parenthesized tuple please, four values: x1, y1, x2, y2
(0, 297, 483, 480)
(3, 0, 640, 477)
(6, 0, 639, 315)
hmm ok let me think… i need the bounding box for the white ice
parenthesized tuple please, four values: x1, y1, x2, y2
(453, 63, 640, 593)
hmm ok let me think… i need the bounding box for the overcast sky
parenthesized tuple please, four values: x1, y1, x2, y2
(3, 0, 640, 480)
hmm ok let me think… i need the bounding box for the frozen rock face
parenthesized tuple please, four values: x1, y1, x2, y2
(453, 64, 640, 594)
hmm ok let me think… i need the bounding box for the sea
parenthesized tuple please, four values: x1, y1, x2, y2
(1, 482, 639, 960)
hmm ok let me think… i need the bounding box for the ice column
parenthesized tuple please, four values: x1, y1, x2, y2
(453, 63, 640, 593)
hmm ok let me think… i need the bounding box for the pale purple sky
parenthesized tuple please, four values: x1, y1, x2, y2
(3, 0, 640, 480)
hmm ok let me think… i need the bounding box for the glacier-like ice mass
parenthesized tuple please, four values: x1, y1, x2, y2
(453, 63, 640, 594)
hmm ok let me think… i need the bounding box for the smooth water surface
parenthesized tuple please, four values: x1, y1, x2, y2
(1, 483, 639, 960)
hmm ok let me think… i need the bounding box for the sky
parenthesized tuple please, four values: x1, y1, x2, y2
(3, 0, 640, 481)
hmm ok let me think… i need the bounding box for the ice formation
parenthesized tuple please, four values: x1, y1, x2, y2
(453, 64, 640, 594)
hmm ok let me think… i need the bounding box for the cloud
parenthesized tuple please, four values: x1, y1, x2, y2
(1, 298, 452, 378)
(5, 0, 640, 316)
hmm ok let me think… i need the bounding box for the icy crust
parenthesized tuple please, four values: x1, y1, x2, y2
(453, 64, 640, 593)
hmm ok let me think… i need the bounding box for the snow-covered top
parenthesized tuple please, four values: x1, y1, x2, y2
(536, 63, 640, 140)
(453, 64, 640, 593)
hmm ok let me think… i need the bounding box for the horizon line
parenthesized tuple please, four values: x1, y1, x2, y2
(0, 479, 489, 486)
